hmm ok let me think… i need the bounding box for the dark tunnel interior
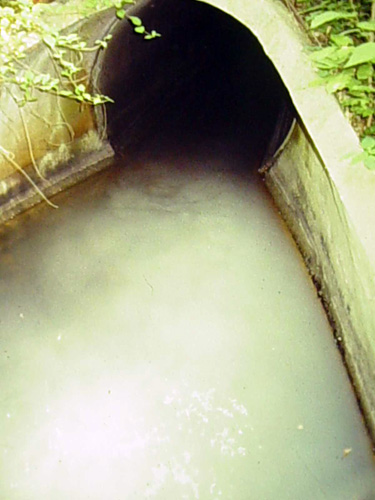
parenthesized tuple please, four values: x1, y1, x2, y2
(97, 0, 294, 172)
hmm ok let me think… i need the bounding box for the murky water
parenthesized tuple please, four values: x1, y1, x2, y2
(0, 130, 375, 499)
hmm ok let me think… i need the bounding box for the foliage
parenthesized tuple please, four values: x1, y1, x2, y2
(115, 0, 161, 39)
(0, 0, 109, 106)
(0, 0, 160, 206)
(294, 0, 375, 169)
(0, 0, 160, 108)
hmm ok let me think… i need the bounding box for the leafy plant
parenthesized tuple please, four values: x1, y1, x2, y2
(115, 1, 161, 39)
(361, 135, 375, 169)
(0, 0, 160, 107)
(292, 0, 375, 168)
(0, 0, 159, 206)
(0, 0, 116, 106)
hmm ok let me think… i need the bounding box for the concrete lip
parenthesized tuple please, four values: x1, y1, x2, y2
(0, 0, 374, 442)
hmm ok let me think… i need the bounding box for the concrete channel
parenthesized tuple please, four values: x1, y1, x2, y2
(0, 0, 375, 476)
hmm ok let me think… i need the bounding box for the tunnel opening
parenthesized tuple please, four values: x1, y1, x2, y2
(3, 3, 375, 497)
(97, 0, 294, 172)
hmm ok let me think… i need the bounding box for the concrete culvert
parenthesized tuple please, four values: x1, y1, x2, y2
(0, 0, 294, 222)
(2, 1, 375, 498)
(91, 0, 375, 447)
(94, 0, 294, 166)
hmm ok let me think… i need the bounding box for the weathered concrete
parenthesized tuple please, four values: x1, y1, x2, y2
(265, 121, 375, 439)
(0, 6, 127, 219)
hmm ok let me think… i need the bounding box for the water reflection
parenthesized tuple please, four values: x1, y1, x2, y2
(0, 140, 374, 498)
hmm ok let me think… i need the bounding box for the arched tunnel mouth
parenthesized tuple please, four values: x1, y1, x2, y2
(96, 0, 295, 174)
(3, 4, 375, 496)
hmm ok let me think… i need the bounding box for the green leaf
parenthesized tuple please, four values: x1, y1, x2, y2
(350, 151, 366, 164)
(325, 72, 354, 93)
(366, 124, 375, 135)
(310, 46, 351, 70)
(350, 84, 375, 93)
(310, 46, 335, 61)
(59, 89, 74, 97)
(134, 26, 145, 34)
(330, 34, 353, 47)
(24, 70, 34, 83)
(43, 34, 56, 49)
(361, 136, 375, 152)
(359, 108, 373, 118)
(75, 83, 86, 94)
(33, 75, 43, 85)
(64, 34, 80, 42)
(357, 63, 374, 80)
(95, 40, 108, 49)
(128, 16, 142, 26)
(310, 11, 355, 30)
(364, 153, 375, 170)
(40, 74, 51, 85)
(357, 21, 375, 32)
(116, 9, 126, 19)
(344, 42, 375, 68)
(92, 96, 104, 105)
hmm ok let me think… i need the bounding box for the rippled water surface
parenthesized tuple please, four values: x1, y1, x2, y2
(0, 135, 375, 499)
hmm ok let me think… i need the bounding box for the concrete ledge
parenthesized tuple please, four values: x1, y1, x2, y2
(198, 0, 375, 439)
(0, 139, 114, 223)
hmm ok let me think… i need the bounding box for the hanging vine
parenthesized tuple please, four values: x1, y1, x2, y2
(0, 0, 160, 106)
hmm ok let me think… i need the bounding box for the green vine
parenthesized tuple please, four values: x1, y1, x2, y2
(0, 0, 116, 107)
(115, 0, 161, 39)
(0, 0, 160, 108)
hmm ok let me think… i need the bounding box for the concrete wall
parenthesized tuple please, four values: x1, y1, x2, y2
(0, 7, 121, 220)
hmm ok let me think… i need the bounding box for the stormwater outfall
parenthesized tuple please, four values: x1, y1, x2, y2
(0, 1, 375, 498)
